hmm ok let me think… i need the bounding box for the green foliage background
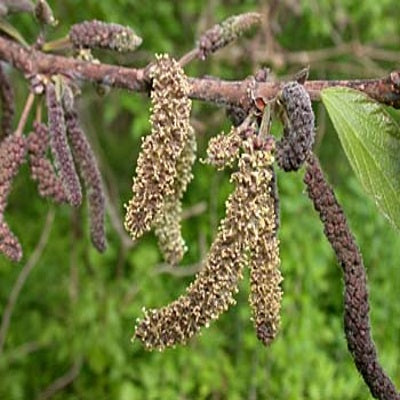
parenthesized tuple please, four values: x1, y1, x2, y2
(1, 1, 400, 399)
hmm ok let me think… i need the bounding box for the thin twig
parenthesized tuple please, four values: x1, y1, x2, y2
(14, 92, 35, 137)
(0, 209, 55, 355)
(153, 262, 202, 277)
(37, 357, 83, 400)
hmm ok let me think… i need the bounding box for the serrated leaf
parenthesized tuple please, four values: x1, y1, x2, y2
(321, 87, 400, 230)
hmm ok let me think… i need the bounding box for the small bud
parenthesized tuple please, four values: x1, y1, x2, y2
(0, 64, 15, 140)
(28, 122, 67, 204)
(35, 0, 57, 27)
(124, 54, 192, 241)
(65, 107, 106, 253)
(198, 13, 262, 60)
(276, 81, 315, 172)
(46, 81, 82, 207)
(69, 20, 142, 53)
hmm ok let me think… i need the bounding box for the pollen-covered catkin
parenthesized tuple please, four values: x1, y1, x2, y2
(134, 136, 276, 350)
(198, 13, 262, 60)
(304, 153, 400, 400)
(153, 127, 197, 265)
(69, 20, 142, 52)
(276, 82, 315, 172)
(0, 64, 15, 140)
(65, 107, 106, 253)
(205, 125, 242, 170)
(28, 122, 67, 204)
(46, 81, 82, 207)
(0, 135, 27, 261)
(237, 139, 283, 346)
(124, 54, 192, 241)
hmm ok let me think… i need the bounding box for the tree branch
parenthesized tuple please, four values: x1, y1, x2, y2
(1, 35, 400, 110)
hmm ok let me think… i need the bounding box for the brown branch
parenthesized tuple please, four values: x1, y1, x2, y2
(0, 209, 54, 355)
(1, 35, 400, 110)
(37, 357, 82, 400)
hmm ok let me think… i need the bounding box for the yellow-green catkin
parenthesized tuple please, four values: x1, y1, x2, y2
(153, 127, 197, 265)
(124, 54, 192, 241)
(205, 125, 242, 170)
(134, 136, 277, 351)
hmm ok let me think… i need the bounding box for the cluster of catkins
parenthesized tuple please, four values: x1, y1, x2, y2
(0, 74, 107, 261)
(124, 54, 196, 265)
(129, 68, 400, 399)
(0, 16, 147, 261)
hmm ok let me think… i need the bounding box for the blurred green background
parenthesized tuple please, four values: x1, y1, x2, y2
(1, 0, 400, 399)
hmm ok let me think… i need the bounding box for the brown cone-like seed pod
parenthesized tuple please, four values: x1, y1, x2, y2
(276, 82, 315, 172)
(124, 54, 192, 241)
(304, 153, 400, 400)
(205, 125, 243, 170)
(28, 122, 67, 204)
(0, 135, 26, 262)
(153, 127, 197, 265)
(65, 106, 106, 253)
(198, 13, 262, 60)
(46, 81, 82, 207)
(0, 64, 15, 140)
(134, 135, 276, 351)
(69, 20, 142, 52)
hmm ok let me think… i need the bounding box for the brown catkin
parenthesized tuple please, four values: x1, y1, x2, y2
(28, 122, 67, 204)
(153, 127, 197, 265)
(124, 54, 192, 241)
(0, 135, 27, 262)
(46, 82, 82, 207)
(69, 20, 142, 52)
(304, 153, 400, 400)
(134, 136, 277, 350)
(0, 64, 15, 140)
(65, 107, 106, 253)
(198, 13, 262, 60)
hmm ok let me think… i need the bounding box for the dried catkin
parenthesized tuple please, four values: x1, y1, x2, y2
(46, 82, 82, 207)
(205, 125, 242, 170)
(69, 20, 142, 52)
(134, 136, 276, 350)
(28, 122, 67, 204)
(153, 127, 197, 265)
(304, 153, 400, 400)
(0, 64, 15, 140)
(198, 13, 262, 60)
(124, 54, 192, 241)
(0, 135, 27, 262)
(65, 108, 106, 253)
(276, 82, 315, 172)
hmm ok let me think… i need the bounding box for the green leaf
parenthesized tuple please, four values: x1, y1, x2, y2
(321, 87, 400, 230)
